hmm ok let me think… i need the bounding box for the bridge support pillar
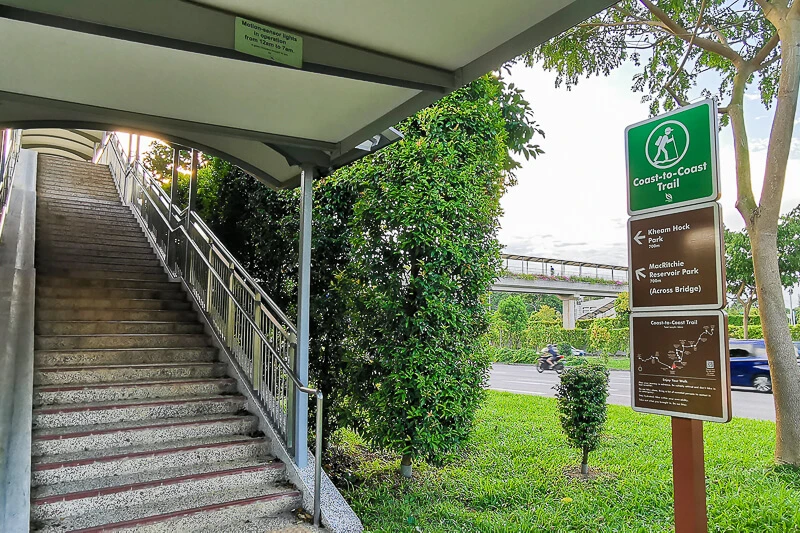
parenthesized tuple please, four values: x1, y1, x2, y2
(558, 296, 580, 330)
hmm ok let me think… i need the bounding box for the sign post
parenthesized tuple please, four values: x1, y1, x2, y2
(624, 99, 729, 533)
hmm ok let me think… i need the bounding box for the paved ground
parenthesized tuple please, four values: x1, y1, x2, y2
(489, 363, 776, 421)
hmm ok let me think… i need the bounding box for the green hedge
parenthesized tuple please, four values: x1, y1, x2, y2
(577, 317, 617, 330)
(727, 314, 761, 327)
(730, 324, 800, 341)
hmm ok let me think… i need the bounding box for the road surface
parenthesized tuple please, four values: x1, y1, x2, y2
(489, 363, 776, 421)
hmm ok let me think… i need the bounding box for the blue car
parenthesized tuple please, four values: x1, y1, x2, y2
(729, 340, 800, 393)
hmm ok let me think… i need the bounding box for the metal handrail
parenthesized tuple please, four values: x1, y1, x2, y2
(96, 133, 323, 526)
(189, 212, 297, 336)
(0, 129, 23, 242)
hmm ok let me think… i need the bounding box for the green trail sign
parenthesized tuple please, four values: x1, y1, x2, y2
(625, 100, 720, 215)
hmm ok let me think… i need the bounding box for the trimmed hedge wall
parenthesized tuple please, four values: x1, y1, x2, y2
(727, 314, 761, 327)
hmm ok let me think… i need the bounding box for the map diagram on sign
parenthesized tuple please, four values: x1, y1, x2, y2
(637, 325, 715, 373)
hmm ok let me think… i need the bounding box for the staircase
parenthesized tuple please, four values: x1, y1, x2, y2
(31, 155, 316, 532)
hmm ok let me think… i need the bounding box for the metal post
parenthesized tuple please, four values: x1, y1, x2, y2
(134, 134, 141, 163)
(167, 147, 180, 270)
(226, 265, 237, 345)
(127, 133, 133, 165)
(184, 150, 198, 276)
(293, 163, 315, 468)
(286, 332, 297, 453)
(252, 293, 263, 390)
(671, 417, 708, 533)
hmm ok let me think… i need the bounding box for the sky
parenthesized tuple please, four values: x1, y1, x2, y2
(498, 62, 800, 272)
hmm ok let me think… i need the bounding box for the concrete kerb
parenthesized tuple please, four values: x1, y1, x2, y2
(183, 289, 364, 533)
(0, 150, 37, 532)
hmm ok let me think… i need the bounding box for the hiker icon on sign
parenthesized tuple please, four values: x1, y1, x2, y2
(645, 120, 690, 169)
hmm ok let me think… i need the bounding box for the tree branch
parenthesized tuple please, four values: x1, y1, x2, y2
(665, 84, 689, 107)
(754, 0, 788, 22)
(662, 0, 707, 104)
(752, 32, 780, 68)
(639, 0, 745, 65)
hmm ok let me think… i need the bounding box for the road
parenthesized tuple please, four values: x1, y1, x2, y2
(489, 363, 776, 421)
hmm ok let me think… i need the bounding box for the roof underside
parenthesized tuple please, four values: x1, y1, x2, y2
(0, 0, 612, 188)
(20, 128, 103, 161)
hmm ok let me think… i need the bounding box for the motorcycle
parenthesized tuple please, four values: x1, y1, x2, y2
(537, 353, 565, 374)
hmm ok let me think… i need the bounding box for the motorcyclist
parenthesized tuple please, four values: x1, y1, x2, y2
(544, 344, 560, 368)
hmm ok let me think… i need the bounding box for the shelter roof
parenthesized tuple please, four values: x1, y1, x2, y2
(0, 0, 612, 188)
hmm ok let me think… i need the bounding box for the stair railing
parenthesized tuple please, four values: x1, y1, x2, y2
(97, 134, 323, 526)
(0, 129, 22, 242)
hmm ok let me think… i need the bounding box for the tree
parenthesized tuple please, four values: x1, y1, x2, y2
(727, 216, 800, 338)
(554, 366, 610, 476)
(199, 74, 543, 473)
(528, 0, 800, 465)
(497, 295, 529, 348)
(529, 304, 562, 323)
(489, 292, 563, 314)
(613, 291, 630, 328)
(726, 227, 758, 338)
(341, 75, 541, 475)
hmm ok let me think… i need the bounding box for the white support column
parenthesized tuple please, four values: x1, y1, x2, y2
(558, 295, 579, 330)
(293, 163, 315, 468)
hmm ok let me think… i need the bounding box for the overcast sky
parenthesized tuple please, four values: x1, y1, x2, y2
(498, 62, 800, 271)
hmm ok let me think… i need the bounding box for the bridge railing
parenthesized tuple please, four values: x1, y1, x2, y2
(0, 129, 22, 242)
(501, 255, 628, 284)
(96, 134, 323, 525)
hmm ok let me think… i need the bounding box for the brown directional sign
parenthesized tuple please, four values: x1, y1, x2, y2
(630, 311, 731, 422)
(628, 203, 725, 311)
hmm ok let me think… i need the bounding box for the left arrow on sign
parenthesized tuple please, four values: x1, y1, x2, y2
(636, 267, 646, 281)
(634, 230, 645, 245)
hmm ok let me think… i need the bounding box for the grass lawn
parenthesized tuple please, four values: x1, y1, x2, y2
(570, 356, 631, 371)
(339, 391, 800, 532)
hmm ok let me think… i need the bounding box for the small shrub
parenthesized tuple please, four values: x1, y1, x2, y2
(554, 366, 610, 476)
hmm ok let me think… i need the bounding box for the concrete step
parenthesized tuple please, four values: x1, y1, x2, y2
(36, 308, 196, 322)
(37, 213, 140, 230)
(38, 199, 130, 214)
(32, 484, 299, 533)
(34, 377, 238, 406)
(35, 361, 224, 385)
(37, 254, 162, 268)
(229, 514, 320, 533)
(32, 413, 257, 456)
(37, 238, 155, 253)
(31, 459, 285, 522)
(36, 224, 146, 238)
(36, 225, 147, 241)
(36, 258, 164, 272)
(32, 394, 246, 428)
(35, 267, 167, 281)
(34, 347, 218, 367)
(38, 197, 127, 211)
(38, 206, 135, 222)
(36, 286, 184, 300)
(36, 298, 190, 311)
(36, 276, 178, 290)
(36, 321, 201, 335)
(31, 434, 266, 487)
(37, 191, 121, 204)
(36, 245, 159, 260)
(39, 253, 162, 268)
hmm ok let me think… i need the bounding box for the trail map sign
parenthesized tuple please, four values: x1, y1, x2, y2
(628, 203, 725, 311)
(625, 100, 720, 215)
(630, 311, 731, 422)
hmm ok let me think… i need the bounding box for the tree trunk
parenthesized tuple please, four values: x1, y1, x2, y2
(743, 299, 752, 339)
(751, 227, 800, 464)
(581, 446, 589, 476)
(400, 453, 413, 478)
(748, 18, 800, 465)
